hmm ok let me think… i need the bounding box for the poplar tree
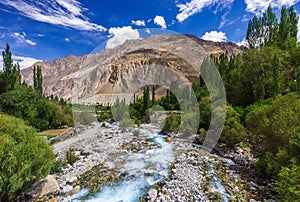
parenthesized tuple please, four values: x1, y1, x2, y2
(1, 44, 21, 93)
(288, 6, 299, 46)
(152, 86, 155, 106)
(33, 65, 43, 96)
(278, 6, 289, 49)
(143, 86, 150, 114)
(265, 5, 278, 46)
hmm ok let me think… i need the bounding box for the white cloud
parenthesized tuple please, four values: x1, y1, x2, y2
(201, 31, 227, 42)
(0, 0, 106, 31)
(131, 20, 146, 26)
(106, 26, 140, 49)
(12, 32, 37, 46)
(176, 0, 234, 22)
(219, 11, 229, 29)
(245, 0, 300, 14)
(65, 38, 71, 43)
(0, 55, 41, 70)
(236, 39, 248, 47)
(154, 15, 167, 29)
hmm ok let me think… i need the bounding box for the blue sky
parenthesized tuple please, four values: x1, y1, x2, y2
(0, 0, 299, 69)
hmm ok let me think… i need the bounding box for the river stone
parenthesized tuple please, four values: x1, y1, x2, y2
(72, 185, 81, 194)
(27, 175, 59, 198)
(68, 176, 78, 183)
(148, 188, 158, 201)
(61, 185, 73, 194)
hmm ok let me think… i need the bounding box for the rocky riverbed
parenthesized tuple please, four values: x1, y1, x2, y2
(24, 122, 272, 202)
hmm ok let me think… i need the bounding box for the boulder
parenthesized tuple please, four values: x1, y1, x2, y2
(27, 175, 59, 198)
(61, 185, 73, 195)
(148, 188, 158, 201)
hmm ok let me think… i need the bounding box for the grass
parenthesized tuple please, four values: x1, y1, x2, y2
(38, 128, 70, 136)
(38, 128, 70, 140)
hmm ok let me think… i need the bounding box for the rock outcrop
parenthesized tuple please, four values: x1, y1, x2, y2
(21, 34, 244, 105)
(27, 175, 59, 199)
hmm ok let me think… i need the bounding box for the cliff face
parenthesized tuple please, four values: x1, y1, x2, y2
(21, 34, 245, 104)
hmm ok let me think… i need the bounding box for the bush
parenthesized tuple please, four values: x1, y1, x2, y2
(50, 159, 66, 174)
(119, 118, 134, 132)
(274, 159, 300, 201)
(220, 105, 247, 147)
(0, 114, 54, 200)
(66, 149, 79, 165)
(77, 112, 96, 125)
(246, 94, 300, 154)
(161, 114, 181, 134)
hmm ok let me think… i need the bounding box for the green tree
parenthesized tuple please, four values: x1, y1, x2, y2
(265, 5, 279, 46)
(152, 86, 155, 106)
(1, 44, 21, 94)
(142, 86, 150, 114)
(274, 159, 300, 201)
(0, 85, 38, 125)
(246, 94, 300, 154)
(33, 65, 43, 97)
(256, 65, 265, 101)
(0, 114, 54, 200)
(297, 67, 300, 95)
(272, 53, 281, 97)
(278, 6, 289, 49)
(288, 6, 299, 47)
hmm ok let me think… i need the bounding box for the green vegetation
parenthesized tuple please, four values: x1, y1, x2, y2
(66, 149, 80, 165)
(0, 114, 54, 200)
(0, 44, 73, 131)
(0, 44, 73, 200)
(161, 114, 181, 134)
(211, 5, 300, 200)
(0, 4, 299, 200)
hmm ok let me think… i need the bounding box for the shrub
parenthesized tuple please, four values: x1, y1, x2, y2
(161, 114, 181, 134)
(119, 118, 134, 132)
(0, 114, 54, 200)
(274, 159, 300, 201)
(220, 105, 247, 147)
(66, 149, 79, 165)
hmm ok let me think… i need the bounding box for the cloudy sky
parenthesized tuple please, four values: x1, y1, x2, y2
(0, 0, 300, 69)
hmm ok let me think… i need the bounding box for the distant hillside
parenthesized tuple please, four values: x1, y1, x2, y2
(21, 34, 245, 104)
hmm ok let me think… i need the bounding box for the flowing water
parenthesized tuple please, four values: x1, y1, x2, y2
(71, 125, 175, 202)
(66, 123, 242, 201)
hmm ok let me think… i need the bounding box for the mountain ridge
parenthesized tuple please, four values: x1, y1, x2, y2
(21, 34, 245, 104)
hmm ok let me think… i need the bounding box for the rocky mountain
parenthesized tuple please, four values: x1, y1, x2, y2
(21, 34, 245, 104)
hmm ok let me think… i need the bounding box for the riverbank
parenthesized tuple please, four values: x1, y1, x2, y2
(25, 123, 273, 201)
(153, 139, 272, 201)
(25, 122, 135, 201)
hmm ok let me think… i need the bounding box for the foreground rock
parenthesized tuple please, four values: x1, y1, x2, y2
(26, 175, 59, 200)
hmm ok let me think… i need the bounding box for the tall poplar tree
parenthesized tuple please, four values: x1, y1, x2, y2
(278, 6, 289, 49)
(1, 44, 21, 93)
(33, 65, 43, 97)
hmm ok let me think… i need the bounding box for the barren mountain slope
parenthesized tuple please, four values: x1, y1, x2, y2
(21, 34, 245, 104)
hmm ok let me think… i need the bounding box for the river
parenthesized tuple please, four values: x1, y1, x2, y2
(59, 123, 261, 201)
